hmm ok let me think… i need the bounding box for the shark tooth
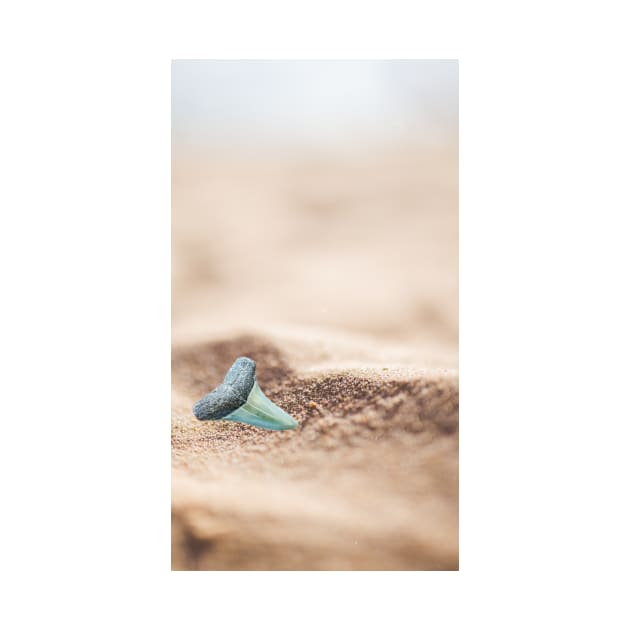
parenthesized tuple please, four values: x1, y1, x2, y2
(192, 356, 298, 431)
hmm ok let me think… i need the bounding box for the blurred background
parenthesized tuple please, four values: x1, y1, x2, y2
(172, 60, 459, 570)
(172, 60, 458, 356)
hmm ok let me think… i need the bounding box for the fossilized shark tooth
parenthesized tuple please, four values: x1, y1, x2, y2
(192, 356, 298, 431)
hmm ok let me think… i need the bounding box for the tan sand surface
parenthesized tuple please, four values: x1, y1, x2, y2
(172, 145, 458, 570)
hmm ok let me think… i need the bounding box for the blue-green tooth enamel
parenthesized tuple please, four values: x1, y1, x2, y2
(192, 356, 298, 431)
(224, 381, 298, 430)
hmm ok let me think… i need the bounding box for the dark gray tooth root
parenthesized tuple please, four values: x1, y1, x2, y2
(222, 356, 256, 398)
(192, 356, 255, 420)
(192, 383, 245, 420)
(192, 356, 298, 431)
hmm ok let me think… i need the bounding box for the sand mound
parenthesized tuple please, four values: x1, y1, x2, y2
(172, 146, 458, 569)
(172, 331, 458, 570)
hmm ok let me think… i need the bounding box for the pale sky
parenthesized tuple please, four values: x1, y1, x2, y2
(172, 60, 458, 149)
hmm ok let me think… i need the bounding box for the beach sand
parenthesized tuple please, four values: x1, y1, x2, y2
(171, 144, 458, 570)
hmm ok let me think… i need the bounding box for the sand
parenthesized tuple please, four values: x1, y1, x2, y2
(171, 143, 458, 570)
